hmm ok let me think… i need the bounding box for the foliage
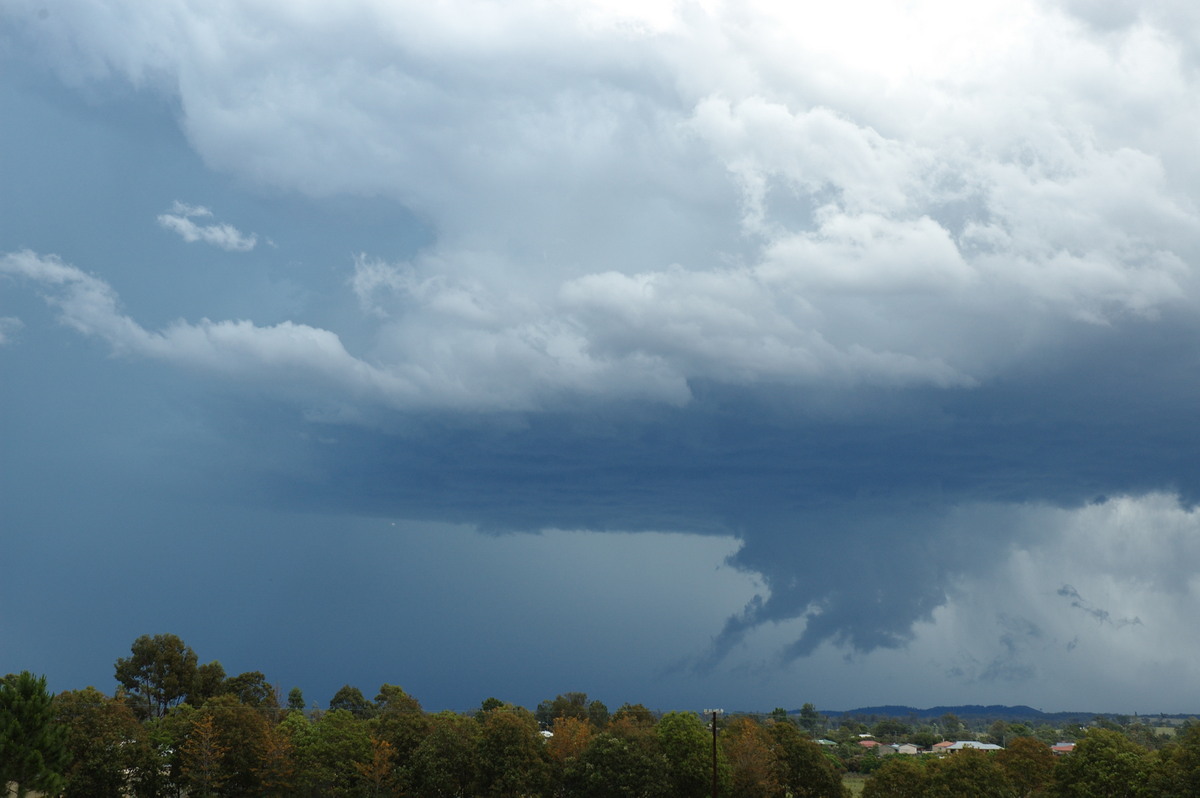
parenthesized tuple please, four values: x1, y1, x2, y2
(410, 710, 481, 798)
(658, 710, 724, 798)
(292, 708, 373, 797)
(180, 712, 230, 797)
(1051, 728, 1150, 798)
(722, 716, 780, 798)
(0, 671, 69, 797)
(329, 684, 376, 719)
(996, 736, 1056, 798)
(770, 719, 849, 798)
(39, 632, 1200, 798)
(562, 732, 671, 798)
(861, 755, 926, 798)
(114, 633, 200, 719)
(476, 705, 551, 797)
(924, 748, 1010, 798)
(54, 686, 144, 797)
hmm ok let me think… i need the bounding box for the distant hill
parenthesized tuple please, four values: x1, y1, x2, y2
(815, 705, 1195, 725)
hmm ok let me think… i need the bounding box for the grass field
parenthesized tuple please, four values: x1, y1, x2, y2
(843, 773, 868, 796)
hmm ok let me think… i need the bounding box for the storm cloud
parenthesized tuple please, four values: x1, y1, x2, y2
(5, 0, 1200, 711)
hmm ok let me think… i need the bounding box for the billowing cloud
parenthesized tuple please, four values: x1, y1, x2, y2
(156, 201, 257, 251)
(5, 0, 1200, 703)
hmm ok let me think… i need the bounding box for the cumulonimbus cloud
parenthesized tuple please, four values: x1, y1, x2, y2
(7, 0, 1200, 678)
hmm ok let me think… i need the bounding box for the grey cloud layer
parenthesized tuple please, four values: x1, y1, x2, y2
(6, 0, 1200, 677)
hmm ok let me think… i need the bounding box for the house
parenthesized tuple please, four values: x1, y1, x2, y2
(931, 741, 955, 754)
(893, 743, 922, 755)
(946, 741, 1003, 752)
(1051, 742, 1076, 755)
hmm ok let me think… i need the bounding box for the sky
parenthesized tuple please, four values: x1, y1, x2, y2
(4, 0, 1200, 716)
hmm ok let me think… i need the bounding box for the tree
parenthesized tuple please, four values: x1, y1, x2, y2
(189, 659, 228, 706)
(373, 682, 429, 791)
(115, 633, 200, 718)
(537, 692, 592, 727)
(722, 717, 780, 798)
(658, 711, 721, 798)
(770, 720, 846, 798)
(257, 716, 298, 798)
(0, 671, 69, 798)
(588, 699, 611, 729)
(862, 755, 927, 798)
(180, 712, 230, 798)
(924, 749, 1009, 798)
(410, 711, 481, 798)
(194, 694, 273, 797)
(476, 705, 551, 797)
(548, 715, 595, 764)
(1052, 728, 1149, 798)
(612, 702, 657, 729)
(563, 732, 671, 798)
(800, 703, 823, 734)
(872, 719, 911, 743)
(288, 687, 307, 712)
(224, 670, 278, 710)
(54, 686, 144, 797)
(995, 736, 1055, 798)
(354, 735, 399, 797)
(291, 708, 373, 798)
(329, 684, 375, 719)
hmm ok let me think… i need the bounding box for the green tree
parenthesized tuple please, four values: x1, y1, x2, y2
(329, 684, 375, 719)
(410, 711, 481, 798)
(224, 670, 278, 710)
(612, 702, 657, 729)
(770, 720, 847, 798)
(196, 693, 273, 797)
(658, 711, 723, 798)
(588, 699, 611, 729)
(925, 748, 1009, 798)
(0, 671, 69, 798)
(373, 683, 429, 792)
(563, 732, 671, 798)
(996, 736, 1056, 798)
(114, 633, 200, 718)
(54, 686, 144, 797)
(476, 705, 551, 797)
(872, 719, 911, 743)
(288, 687, 306, 712)
(292, 708, 373, 798)
(188, 659, 228, 706)
(537, 692, 592, 727)
(1052, 728, 1150, 798)
(862, 755, 927, 798)
(800, 703, 823, 734)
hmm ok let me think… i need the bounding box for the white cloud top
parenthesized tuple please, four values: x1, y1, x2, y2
(5, 0, 1200, 411)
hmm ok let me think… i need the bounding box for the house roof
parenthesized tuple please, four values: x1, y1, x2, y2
(947, 741, 1002, 751)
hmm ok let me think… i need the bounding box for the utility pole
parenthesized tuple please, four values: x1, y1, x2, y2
(704, 708, 724, 798)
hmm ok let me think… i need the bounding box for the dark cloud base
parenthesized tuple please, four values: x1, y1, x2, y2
(196, 311, 1200, 664)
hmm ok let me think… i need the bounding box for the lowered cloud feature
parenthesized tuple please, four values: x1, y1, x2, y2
(4, 0, 1200, 712)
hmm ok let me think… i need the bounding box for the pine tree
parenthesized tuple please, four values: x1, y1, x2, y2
(0, 671, 69, 797)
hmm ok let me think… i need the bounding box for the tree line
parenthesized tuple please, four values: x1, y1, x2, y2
(5, 632, 1200, 796)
